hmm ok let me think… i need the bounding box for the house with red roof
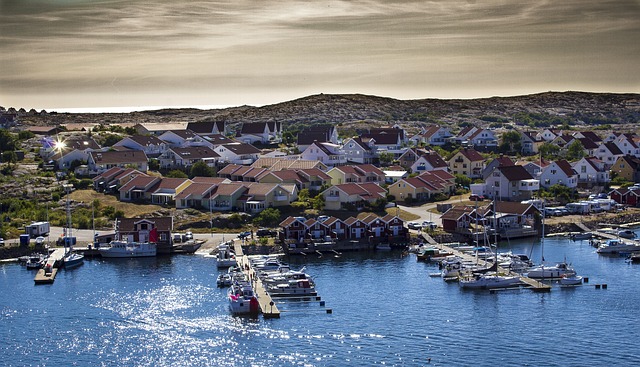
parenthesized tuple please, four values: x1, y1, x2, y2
(539, 159, 578, 189)
(118, 175, 162, 202)
(409, 151, 448, 173)
(87, 150, 148, 174)
(321, 182, 387, 210)
(158, 146, 220, 169)
(480, 165, 539, 201)
(447, 148, 485, 178)
(116, 217, 173, 254)
(610, 187, 640, 207)
(300, 141, 347, 167)
(387, 170, 455, 203)
(215, 143, 261, 165)
(149, 178, 192, 205)
(327, 164, 386, 185)
(572, 156, 610, 186)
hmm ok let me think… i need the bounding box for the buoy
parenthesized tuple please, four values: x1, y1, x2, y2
(595, 284, 601, 289)
(602, 284, 608, 289)
(326, 309, 332, 314)
(319, 301, 325, 306)
(583, 277, 589, 283)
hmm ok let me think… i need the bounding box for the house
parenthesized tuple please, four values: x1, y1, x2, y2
(440, 205, 480, 234)
(370, 126, 408, 144)
(344, 217, 368, 239)
(612, 135, 640, 157)
(342, 137, 377, 164)
(186, 121, 226, 136)
(134, 123, 189, 136)
(410, 125, 452, 146)
(573, 131, 603, 144)
(520, 131, 543, 155)
(158, 129, 213, 148)
(238, 183, 297, 214)
(159, 146, 220, 169)
(594, 142, 624, 168)
(251, 157, 328, 171)
(299, 141, 347, 167)
(87, 150, 148, 174)
(321, 183, 386, 210)
(489, 201, 540, 238)
(572, 156, 610, 186)
(447, 148, 485, 178)
(46, 136, 101, 170)
(208, 182, 248, 211)
(537, 128, 562, 142)
(174, 182, 218, 209)
(360, 131, 403, 156)
(149, 178, 192, 205)
(610, 155, 640, 183)
(215, 143, 261, 164)
(297, 125, 339, 151)
(482, 155, 515, 180)
(116, 217, 173, 253)
(327, 164, 386, 185)
(322, 216, 348, 240)
(92, 167, 147, 192)
(304, 218, 330, 240)
(481, 165, 539, 201)
(410, 151, 448, 174)
(539, 159, 578, 189)
(238, 122, 271, 144)
(118, 175, 161, 202)
(610, 187, 640, 207)
(387, 170, 455, 203)
(279, 217, 309, 243)
(398, 147, 435, 170)
(113, 135, 167, 158)
(515, 159, 550, 179)
(455, 126, 498, 151)
(296, 169, 333, 191)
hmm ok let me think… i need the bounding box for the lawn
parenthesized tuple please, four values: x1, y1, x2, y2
(69, 190, 163, 217)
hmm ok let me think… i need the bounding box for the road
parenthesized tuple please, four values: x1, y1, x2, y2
(397, 194, 469, 227)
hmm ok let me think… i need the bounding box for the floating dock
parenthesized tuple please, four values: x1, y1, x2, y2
(233, 241, 280, 318)
(34, 248, 65, 285)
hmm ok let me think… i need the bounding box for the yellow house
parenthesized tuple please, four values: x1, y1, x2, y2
(447, 148, 485, 179)
(610, 155, 640, 182)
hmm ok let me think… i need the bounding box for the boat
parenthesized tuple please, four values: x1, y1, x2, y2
(617, 230, 637, 239)
(24, 254, 46, 270)
(266, 278, 317, 297)
(252, 258, 287, 271)
(217, 273, 232, 287)
(596, 239, 640, 254)
(628, 252, 640, 263)
(376, 243, 392, 251)
(527, 262, 576, 279)
(261, 267, 315, 287)
(459, 273, 522, 289)
(62, 184, 84, 269)
(215, 242, 237, 268)
(172, 239, 203, 254)
(571, 232, 593, 241)
(63, 252, 84, 269)
(98, 241, 157, 258)
(228, 280, 260, 315)
(560, 274, 583, 286)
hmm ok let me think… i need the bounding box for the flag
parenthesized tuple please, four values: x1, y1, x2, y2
(149, 227, 159, 243)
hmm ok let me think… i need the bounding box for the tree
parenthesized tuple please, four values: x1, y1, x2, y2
(148, 158, 159, 171)
(190, 161, 215, 178)
(0, 129, 16, 152)
(565, 140, 585, 161)
(166, 170, 188, 178)
(539, 142, 560, 160)
(498, 131, 522, 154)
(454, 174, 472, 189)
(378, 152, 395, 166)
(253, 208, 281, 227)
(310, 194, 325, 211)
(101, 134, 121, 147)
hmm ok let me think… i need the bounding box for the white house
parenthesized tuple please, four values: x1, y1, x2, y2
(572, 156, 610, 186)
(300, 141, 347, 167)
(113, 135, 168, 158)
(215, 143, 261, 165)
(158, 130, 213, 148)
(594, 142, 624, 168)
(341, 137, 377, 164)
(539, 159, 578, 189)
(410, 152, 448, 174)
(481, 165, 539, 201)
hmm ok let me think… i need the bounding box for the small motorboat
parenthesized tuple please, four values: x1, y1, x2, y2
(560, 275, 583, 286)
(571, 232, 593, 241)
(618, 230, 637, 239)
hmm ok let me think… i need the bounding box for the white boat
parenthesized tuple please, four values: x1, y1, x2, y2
(459, 273, 522, 289)
(25, 254, 46, 270)
(261, 268, 315, 287)
(560, 275, 583, 286)
(266, 278, 317, 297)
(596, 239, 640, 254)
(228, 281, 260, 315)
(98, 241, 157, 258)
(617, 230, 637, 239)
(526, 262, 576, 279)
(571, 232, 593, 241)
(215, 243, 237, 268)
(253, 258, 287, 271)
(63, 251, 84, 269)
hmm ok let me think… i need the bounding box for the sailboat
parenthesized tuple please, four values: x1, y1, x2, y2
(526, 198, 575, 279)
(459, 199, 521, 289)
(62, 184, 84, 269)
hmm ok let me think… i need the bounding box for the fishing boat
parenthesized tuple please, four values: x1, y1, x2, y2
(98, 241, 157, 258)
(215, 242, 237, 268)
(228, 280, 260, 316)
(596, 239, 640, 254)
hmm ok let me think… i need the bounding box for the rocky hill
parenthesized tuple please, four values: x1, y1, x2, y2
(8, 91, 640, 132)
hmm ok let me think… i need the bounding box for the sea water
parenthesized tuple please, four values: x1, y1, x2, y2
(1, 228, 639, 366)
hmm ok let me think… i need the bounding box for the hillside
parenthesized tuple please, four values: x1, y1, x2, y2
(9, 91, 640, 131)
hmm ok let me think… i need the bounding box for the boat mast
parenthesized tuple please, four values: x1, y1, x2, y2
(64, 184, 72, 254)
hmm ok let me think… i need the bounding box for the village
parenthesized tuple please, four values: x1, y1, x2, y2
(1, 106, 639, 258)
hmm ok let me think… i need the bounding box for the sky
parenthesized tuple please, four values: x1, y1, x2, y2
(0, 0, 638, 112)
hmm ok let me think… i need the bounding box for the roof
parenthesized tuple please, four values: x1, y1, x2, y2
(211, 182, 247, 196)
(126, 135, 165, 146)
(174, 182, 216, 199)
(153, 177, 190, 191)
(554, 159, 576, 177)
(456, 148, 484, 162)
(578, 131, 602, 143)
(119, 175, 160, 192)
(297, 131, 333, 145)
(251, 157, 328, 171)
(170, 146, 220, 159)
(117, 217, 173, 232)
(221, 143, 261, 155)
(186, 121, 225, 135)
(441, 206, 475, 220)
(498, 165, 534, 181)
(240, 122, 268, 134)
(603, 142, 623, 155)
(493, 201, 537, 215)
(360, 132, 400, 145)
(418, 152, 448, 168)
(191, 176, 230, 184)
(90, 150, 148, 164)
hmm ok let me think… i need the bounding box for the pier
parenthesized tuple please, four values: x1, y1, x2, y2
(433, 242, 552, 292)
(233, 241, 281, 318)
(34, 248, 65, 284)
(577, 222, 640, 244)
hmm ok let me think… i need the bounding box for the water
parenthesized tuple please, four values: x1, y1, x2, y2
(1, 229, 639, 367)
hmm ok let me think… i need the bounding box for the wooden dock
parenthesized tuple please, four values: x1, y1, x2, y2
(34, 248, 65, 284)
(436, 242, 552, 292)
(577, 222, 640, 244)
(233, 241, 280, 318)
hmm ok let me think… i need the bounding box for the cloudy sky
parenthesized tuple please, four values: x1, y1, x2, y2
(0, 0, 638, 111)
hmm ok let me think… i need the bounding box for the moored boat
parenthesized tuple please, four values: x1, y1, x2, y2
(228, 280, 260, 316)
(617, 230, 637, 239)
(215, 242, 237, 268)
(266, 278, 317, 297)
(98, 241, 157, 258)
(560, 275, 583, 286)
(526, 262, 576, 279)
(596, 239, 640, 254)
(571, 232, 593, 241)
(459, 273, 522, 289)
(63, 251, 84, 269)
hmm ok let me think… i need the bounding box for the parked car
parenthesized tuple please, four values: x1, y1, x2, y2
(238, 231, 251, 239)
(256, 228, 275, 237)
(469, 194, 484, 201)
(407, 222, 421, 230)
(184, 231, 193, 240)
(0, 237, 4, 246)
(35, 236, 45, 245)
(421, 221, 437, 230)
(173, 233, 183, 243)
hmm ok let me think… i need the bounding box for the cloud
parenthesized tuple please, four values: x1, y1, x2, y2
(0, 0, 638, 109)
